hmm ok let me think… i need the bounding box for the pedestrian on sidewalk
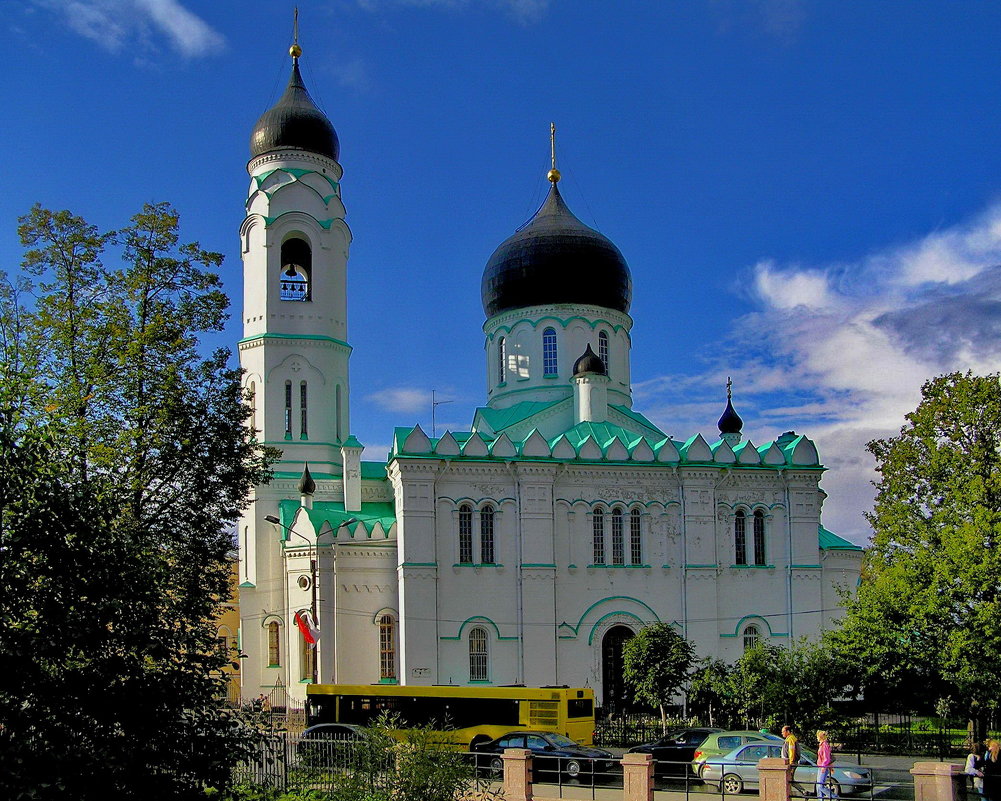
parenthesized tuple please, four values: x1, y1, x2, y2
(816, 730, 838, 799)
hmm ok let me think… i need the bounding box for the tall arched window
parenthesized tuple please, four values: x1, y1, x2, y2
(299, 381, 308, 438)
(267, 621, 281, 667)
(497, 337, 507, 384)
(630, 508, 642, 564)
(458, 505, 473, 564)
(284, 380, 293, 437)
(734, 510, 747, 565)
(753, 510, 766, 565)
(480, 505, 495, 564)
(280, 238, 312, 301)
(592, 507, 605, 565)
(743, 624, 761, 651)
(542, 327, 558, 376)
(469, 627, 489, 681)
(598, 330, 609, 371)
(611, 508, 625, 565)
(379, 615, 396, 680)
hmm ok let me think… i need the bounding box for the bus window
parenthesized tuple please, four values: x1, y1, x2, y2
(567, 698, 593, 719)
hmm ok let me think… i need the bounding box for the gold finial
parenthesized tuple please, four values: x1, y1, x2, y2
(289, 7, 302, 59)
(547, 121, 561, 183)
(726, 376, 733, 400)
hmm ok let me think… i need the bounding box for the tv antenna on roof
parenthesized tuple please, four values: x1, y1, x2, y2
(431, 389, 453, 439)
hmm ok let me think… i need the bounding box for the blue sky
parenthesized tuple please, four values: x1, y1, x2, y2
(3, 1, 1001, 545)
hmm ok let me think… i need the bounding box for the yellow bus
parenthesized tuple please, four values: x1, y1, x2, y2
(305, 684, 596, 749)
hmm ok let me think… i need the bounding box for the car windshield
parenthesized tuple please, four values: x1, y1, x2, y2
(548, 734, 578, 748)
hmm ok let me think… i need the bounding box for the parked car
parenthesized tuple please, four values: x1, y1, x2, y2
(296, 723, 367, 760)
(627, 727, 723, 775)
(692, 730, 782, 775)
(473, 731, 616, 779)
(700, 742, 872, 796)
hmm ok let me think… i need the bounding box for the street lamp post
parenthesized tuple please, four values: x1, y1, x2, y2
(264, 514, 357, 684)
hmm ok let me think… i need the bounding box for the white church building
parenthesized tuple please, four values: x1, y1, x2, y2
(237, 45, 863, 708)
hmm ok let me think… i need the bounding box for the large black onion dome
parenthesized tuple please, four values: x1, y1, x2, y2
(573, 344, 607, 377)
(297, 463, 316, 495)
(250, 61, 339, 161)
(481, 182, 632, 318)
(717, 395, 743, 435)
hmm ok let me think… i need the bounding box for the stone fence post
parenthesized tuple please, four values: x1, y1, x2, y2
(758, 757, 792, 801)
(911, 762, 966, 801)
(502, 748, 533, 801)
(621, 752, 654, 801)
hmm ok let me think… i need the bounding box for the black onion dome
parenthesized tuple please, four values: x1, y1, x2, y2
(573, 344, 607, 377)
(250, 61, 339, 161)
(482, 182, 632, 318)
(297, 463, 316, 495)
(717, 397, 743, 435)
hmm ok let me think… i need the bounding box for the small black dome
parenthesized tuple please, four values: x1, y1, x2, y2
(482, 182, 631, 318)
(573, 344, 607, 377)
(250, 61, 339, 161)
(718, 398, 743, 435)
(297, 463, 316, 495)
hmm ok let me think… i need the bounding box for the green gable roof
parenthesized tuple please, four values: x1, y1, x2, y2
(608, 404, 666, 438)
(473, 400, 563, 433)
(277, 499, 396, 539)
(819, 525, 863, 551)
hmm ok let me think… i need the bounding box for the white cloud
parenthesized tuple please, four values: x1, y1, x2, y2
(639, 203, 1001, 545)
(36, 0, 223, 58)
(366, 387, 432, 414)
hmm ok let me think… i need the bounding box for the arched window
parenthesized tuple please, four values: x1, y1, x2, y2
(480, 505, 495, 564)
(284, 381, 293, 437)
(630, 508, 642, 564)
(379, 615, 396, 680)
(469, 627, 489, 681)
(592, 507, 605, 565)
(743, 624, 761, 652)
(542, 327, 558, 376)
(267, 621, 281, 667)
(734, 510, 747, 565)
(598, 330, 609, 371)
(299, 381, 308, 438)
(280, 238, 311, 301)
(458, 505, 473, 564)
(753, 510, 766, 565)
(611, 508, 625, 565)
(497, 337, 507, 384)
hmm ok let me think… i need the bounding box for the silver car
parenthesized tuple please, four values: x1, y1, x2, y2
(701, 742, 872, 796)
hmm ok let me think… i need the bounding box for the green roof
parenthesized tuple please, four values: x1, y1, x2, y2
(473, 400, 562, 433)
(277, 500, 396, 539)
(608, 404, 666, 438)
(361, 461, 388, 480)
(555, 421, 652, 451)
(819, 525, 863, 551)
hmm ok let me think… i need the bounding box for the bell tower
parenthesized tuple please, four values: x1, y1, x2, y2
(238, 31, 355, 698)
(239, 39, 352, 465)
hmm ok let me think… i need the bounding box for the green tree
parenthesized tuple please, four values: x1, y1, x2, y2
(687, 657, 739, 728)
(828, 372, 1001, 730)
(0, 203, 275, 800)
(622, 623, 696, 732)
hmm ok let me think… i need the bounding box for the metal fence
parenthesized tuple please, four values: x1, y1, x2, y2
(595, 710, 998, 756)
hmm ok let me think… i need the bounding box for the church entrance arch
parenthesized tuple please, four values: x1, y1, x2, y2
(601, 625, 634, 713)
